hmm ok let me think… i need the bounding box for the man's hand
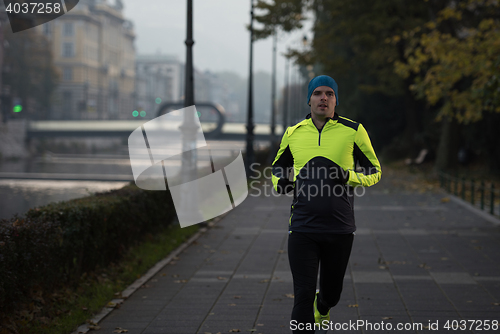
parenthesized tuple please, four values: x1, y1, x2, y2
(276, 178, 294, 194)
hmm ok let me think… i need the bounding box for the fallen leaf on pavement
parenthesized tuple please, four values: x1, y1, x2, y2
(418, 263, 431, 269)
(285, 294, 294, 298)
(229, 329, 241, 332)
(348, 304, 358, 308)
(113, 328, 128, 333)
(440, 197, 450, 203)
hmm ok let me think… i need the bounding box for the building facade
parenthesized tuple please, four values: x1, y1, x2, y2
(135, 57, 248, 122)
(200, 70, 241, 122)
(37, 0, 136, 120)
(135, 54, 184, 119)
(0, 11, 5, 123)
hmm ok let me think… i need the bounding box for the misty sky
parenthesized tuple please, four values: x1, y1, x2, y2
(121, 0, 313, 87)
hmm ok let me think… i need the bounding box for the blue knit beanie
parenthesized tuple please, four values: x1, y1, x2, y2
(307, 75, 338, 106)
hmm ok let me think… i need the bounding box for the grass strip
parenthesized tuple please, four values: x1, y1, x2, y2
(13, 223, 199, 334)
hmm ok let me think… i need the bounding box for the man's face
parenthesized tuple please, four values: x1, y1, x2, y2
(309, 86, 336, 118)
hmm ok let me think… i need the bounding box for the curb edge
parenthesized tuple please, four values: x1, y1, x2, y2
(445, 192, 500, 226)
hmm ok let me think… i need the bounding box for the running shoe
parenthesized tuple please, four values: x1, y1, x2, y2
(314, 290, 330, 326)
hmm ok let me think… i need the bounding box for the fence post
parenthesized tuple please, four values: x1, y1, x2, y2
(481, 180, 485, 211)
(461, 176, 465, 200)
(454, 172, 459, 196)
(490, 183, 495, 215)
(471, 179, 475, 205)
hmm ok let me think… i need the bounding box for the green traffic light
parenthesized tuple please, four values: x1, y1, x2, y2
(155, 98, 162, 104)
(13, 105, 22, 113)
(132, 110, 139, 117)
(140, 111, 146, 117)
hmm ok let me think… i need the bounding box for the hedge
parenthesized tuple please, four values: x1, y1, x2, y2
(0, 183, 177, 313)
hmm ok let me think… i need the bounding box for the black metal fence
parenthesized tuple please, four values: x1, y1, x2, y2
(438, 171, 500, 217)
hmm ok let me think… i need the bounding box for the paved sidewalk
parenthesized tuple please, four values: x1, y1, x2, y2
(92, 173, 500, 334)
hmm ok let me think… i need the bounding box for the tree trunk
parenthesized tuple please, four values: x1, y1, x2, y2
(435, 116, 459, 171)
(403, 82, 420, 158)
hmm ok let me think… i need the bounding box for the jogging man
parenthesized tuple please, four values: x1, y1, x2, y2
(271, 75, 381, 333)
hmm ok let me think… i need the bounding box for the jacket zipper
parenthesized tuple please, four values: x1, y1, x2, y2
(318, 125, 325, 146)
(313, 119, 329, 146)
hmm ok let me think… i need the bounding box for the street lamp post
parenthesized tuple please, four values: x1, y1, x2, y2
(292, 65, 295, 124)
(245, 0, 255, 178)
(184, 0, 194, 109)
(269, 29, 277, 154)
(283, 48, 290, 129)
(180, 0, 197, 191)
(178, 0, 203, 225)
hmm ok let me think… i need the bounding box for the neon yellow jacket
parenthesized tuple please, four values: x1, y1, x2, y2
(272, 113, 381, 233)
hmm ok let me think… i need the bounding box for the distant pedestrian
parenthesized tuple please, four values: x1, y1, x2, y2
(271, 75, 382, 333)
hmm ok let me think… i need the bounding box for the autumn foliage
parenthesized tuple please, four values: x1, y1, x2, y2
(394, 0, 500, 124)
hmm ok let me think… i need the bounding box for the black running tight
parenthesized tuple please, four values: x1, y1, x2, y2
(287, 231, 354, 334)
